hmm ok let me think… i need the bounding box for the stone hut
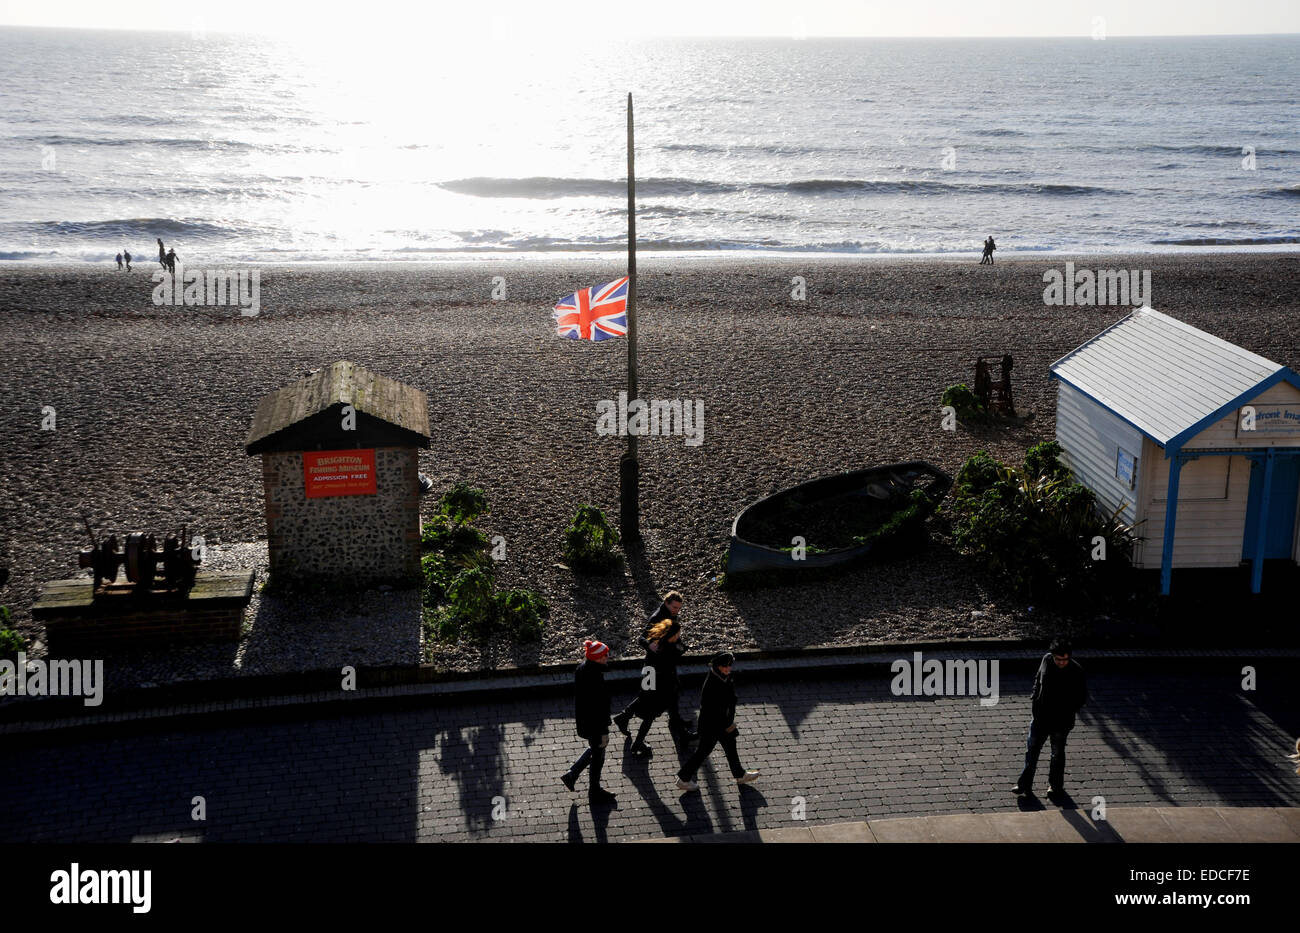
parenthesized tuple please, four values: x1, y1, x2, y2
(245, 361, 430, 587)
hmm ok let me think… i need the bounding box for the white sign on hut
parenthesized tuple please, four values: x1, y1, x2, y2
(1050, 307, 1300, 594)
(245, 361, 431, 587)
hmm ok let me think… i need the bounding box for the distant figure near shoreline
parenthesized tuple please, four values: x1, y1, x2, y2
(115, 252, 122, 270)
(157, 238, 166, 269)
(123, 249, 131, 271)
(165, 248, 178, 274)
(980, 236, 997, 264)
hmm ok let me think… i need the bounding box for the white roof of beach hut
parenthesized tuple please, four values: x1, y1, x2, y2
(1049, 306, 1294, 449)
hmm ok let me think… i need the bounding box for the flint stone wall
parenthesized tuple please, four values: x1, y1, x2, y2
(262, 447, 420, 586)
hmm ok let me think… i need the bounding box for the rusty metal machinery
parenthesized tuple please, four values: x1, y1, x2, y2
(78, 517, 201, 595)
(974, 354, 1016, 417)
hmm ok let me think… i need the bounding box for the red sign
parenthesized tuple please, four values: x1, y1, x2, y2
(303, 449, 377, 498)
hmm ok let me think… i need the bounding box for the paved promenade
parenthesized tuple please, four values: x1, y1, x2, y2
(2, 660, 1297, 843)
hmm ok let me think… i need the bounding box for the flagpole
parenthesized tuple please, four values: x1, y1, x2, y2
(620, 91, 640, 542)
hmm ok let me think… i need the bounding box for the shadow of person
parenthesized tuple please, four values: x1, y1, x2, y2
(677, 789, 714, 837)
(567, 803, 582, 843)
(434, 723, 508, 834)
(738, 784, 768, 831)
(1046, 789, 1076, 809)
(620, 745, 691, 837)
(1059, 806, 1121, 842)
(590, 796, 615, 843)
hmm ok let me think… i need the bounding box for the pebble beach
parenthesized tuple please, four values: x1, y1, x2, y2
(2, 252, 1298, 685)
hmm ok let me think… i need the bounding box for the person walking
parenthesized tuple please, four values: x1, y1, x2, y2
(675, 652, 759, 792)
(157, 238, 166, 269)
(115, 252, 123, 270)
(123, 249, 131, 271)
(165, 248, 178, 274)
(613, 622, 697, 757)
(983, 235, 997, 264)
(613, 591, 696, 755)
(561, 639, 616, 805)
(1013, 637, 1087, 799)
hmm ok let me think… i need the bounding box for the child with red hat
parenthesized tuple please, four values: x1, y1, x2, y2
(561, 639, 616, 805)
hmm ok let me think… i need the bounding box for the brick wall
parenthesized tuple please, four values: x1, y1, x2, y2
(262, 446, 421, 586)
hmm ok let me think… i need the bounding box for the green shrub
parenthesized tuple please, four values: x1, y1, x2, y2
(419, 486, 546, 647)
(942, 383, 986, 423)
(437, 482, 489, 526)
(955, 449, 1003, 499)
(946, 447, 1136, 603)
(421, 514, 491, 568)
(420, 552, 453, 603)
(495, 588, 549, 641)
(564, 505, 622, 574)
(1023, 440, 1073, 485)
(0, 609, 24, 656)
(857, 487, 932, 548)
(445, 567, 496, 630)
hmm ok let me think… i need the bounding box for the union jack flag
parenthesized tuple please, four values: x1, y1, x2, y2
(553, 277, 629, 341)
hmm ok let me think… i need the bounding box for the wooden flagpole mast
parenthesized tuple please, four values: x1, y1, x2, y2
(620, 92, 640, 541)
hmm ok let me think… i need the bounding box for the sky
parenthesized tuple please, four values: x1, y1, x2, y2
(1, 0, 1298, 38)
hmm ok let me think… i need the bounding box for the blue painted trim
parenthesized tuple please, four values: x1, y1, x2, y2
(1250, 449, 1275, 594)
(1160, 456, 1184, 595)
(1172, 447, 1300, 458)
(1049, 373, 1167, 448)
(1052, 366, 1300, 456)
(1165, 367, 1300, 450)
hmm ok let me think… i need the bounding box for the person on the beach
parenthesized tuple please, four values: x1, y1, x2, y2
(123, 249, 131, 271)
(676, 652, 759, 792)
(612, 591, 697, 757)
(981, 235, 997, 264)
(157, 238, 166, 268)
(561, 639, 617, 805)
(1013, 637, 1087, 800)
(115, 252, 123, 270)
(165, 248, 178, 274)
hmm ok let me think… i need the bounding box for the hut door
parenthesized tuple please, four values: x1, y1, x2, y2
(1243, 454, 1300, 561)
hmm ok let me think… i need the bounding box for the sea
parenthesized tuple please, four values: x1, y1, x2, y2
(1, 27, 1297, 263)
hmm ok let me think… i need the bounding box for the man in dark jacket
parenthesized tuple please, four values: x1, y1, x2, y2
(561, 640, 616, 804)
(647, 590, 683, 627)
(1014, 638, 1088, 799)
(675, 652, 759, 792)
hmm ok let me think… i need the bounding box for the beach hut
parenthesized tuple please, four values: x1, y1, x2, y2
(245, 361, 430, 588)
(1049, 307, 1300, 594)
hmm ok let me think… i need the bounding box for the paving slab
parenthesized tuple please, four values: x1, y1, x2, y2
(985, 810, 1058, 843)
(1041, 809, 1116, 843)
(928, 813, 993, 842)
(757, 826, 817, 843)
(1102, 807, 1182, 843)
(870, 816, 938, 843)
(1273, 807, 1300, 839)
(809, 821, 877, 843)
(1159, 808, 1242, 843)
(1214, 807, 1300, 843)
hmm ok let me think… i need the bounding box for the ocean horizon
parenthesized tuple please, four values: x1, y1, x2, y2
(1, 28, 1297, 263)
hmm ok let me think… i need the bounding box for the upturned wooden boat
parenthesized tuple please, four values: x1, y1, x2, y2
(724, 461, 953, 578)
